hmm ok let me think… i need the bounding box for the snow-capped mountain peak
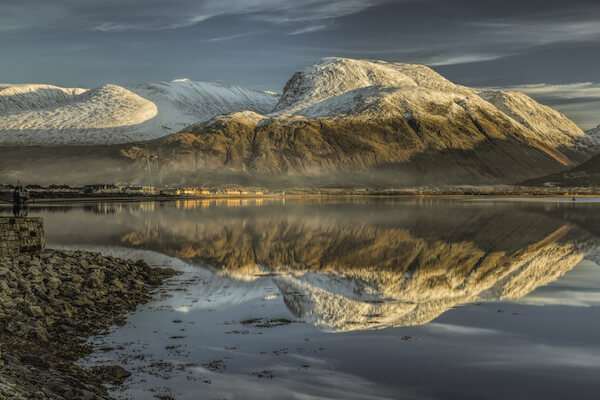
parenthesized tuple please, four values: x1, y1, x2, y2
(272, 57, 471, 115)
(0, 79, 279, 145)
(267, 57, 586, 155)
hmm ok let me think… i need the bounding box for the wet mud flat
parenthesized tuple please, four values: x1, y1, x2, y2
(0, 249, 177, 399)
(76, 256, 325, 400)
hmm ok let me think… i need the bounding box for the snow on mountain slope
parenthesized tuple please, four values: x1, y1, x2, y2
(2, 57, 595, 185)
(271, 58, 586, 150)
(0, 84, 87, 114)
(129, 79, 278, 134)
(272, 57, 472, 115)
(103, 57, 591, 186)
(478, 90, 585, 148)
(573, 124, 600, 152)
(0, 80, 279, 145)
(2, 84, 158, 130)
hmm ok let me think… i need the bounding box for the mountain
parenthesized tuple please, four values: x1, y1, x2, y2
(522, 124, 600, 186)
(118, 58, 593, 185)
(0, 80, 279, 145)
(0, 57, 595, 186)
(589, 125, 600, 138)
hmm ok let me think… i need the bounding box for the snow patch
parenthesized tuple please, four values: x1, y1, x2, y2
(0, 80, 279, 145)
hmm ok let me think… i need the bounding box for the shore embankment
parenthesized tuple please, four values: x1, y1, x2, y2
(0, 249, 177, 399)
(2, 185, 600, 206)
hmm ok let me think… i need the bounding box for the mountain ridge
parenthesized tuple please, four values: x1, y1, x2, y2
(0, 57, 597, 186)
(519, 124, 600, 186)
(120, 58, 593, 185)
(0, 79, 279, 145)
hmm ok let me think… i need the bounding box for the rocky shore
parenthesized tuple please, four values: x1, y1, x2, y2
(0, 249, 177, 399)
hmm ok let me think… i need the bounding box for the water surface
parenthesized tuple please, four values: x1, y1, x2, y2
(4, 198, 600, 399)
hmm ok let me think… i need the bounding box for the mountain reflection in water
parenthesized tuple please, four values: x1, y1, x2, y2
(14, 198, 600, 332)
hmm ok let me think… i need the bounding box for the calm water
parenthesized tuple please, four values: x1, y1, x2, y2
(4, 198, 600, 399)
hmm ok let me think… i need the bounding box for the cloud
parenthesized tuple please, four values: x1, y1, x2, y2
(88, 0, 384, 33)
(0, 0, 386, 35)
(277, 7, 600, 67)
(425, 53, 512, 66)
(548, 102, 600, 131)
(2, 0, 600, 94)
(288, 24, 330, 36)
(203, 31, 265, 43)
(254, 0, 382, 24)
(421, 18, 600, 67)
(92, 15, 212, 32)
(470, 20, 600, 48)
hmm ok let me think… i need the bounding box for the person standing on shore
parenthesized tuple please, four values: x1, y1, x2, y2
(12, 181, 29, 216)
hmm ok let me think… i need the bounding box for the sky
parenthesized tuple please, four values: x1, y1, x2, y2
(1, 0, 599, 129)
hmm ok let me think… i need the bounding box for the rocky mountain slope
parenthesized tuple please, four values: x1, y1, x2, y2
(120, 58, 593, 185)
(522, 124, 600, 186)
(0, 80, 278, 145)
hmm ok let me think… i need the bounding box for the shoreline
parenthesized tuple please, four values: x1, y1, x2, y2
(2, 191, 600, 206)
(0, 249, 178, 399)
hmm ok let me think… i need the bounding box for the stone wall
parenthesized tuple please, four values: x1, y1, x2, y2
(0, 217, 44, 256)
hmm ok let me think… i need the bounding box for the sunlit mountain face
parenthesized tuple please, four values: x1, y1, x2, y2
(17, 198, 600, 332)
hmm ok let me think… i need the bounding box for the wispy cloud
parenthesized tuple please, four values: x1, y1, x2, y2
(203, 31, 265, 43)
(288, 24, 330, 36)
(426, 19, 600, 66)
(0, 0, 386, 35)
(415, 18, 600, 67)
(251, 0, 382, 24)
(425, 53, 513, 66)
(2, 0, 600, 95)
(471, 20, 600, 48)
(90, 0, 385, 33)
(93, 15, 213, 32)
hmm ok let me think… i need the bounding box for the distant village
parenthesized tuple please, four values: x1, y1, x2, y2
(0, 182, 597, 200)
(0, 183, 277, 198)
